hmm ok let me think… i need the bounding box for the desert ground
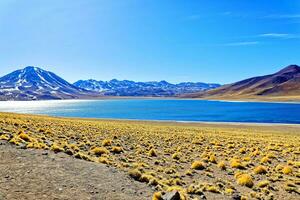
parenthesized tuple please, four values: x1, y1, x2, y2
(0, 112, 299, 200)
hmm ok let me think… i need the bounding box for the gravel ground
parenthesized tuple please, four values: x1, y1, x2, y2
(0, 141, 153, 200)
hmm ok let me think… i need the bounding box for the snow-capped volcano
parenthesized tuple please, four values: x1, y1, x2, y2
(0, 66, 93, 100)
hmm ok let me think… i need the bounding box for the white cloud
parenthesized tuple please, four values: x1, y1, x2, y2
(258, 33, 299, 39)
(223, 41, 259, 46)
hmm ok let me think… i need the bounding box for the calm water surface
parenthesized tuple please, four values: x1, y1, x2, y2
(0, 99, 300, 124)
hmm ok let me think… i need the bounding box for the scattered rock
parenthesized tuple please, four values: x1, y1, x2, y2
(198, 191, 207, 200)
(232, 193, 241, 200)
(17, 143, 27, 149)
(44, 140, 52, 146)
(162, 191, 181, 200)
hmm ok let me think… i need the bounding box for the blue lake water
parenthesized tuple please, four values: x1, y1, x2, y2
(0, 99, 300, 124)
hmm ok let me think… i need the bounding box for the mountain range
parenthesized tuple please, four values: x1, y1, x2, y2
(0, 66, 220, 100)
(185, 64, 300, 101)
(74, 79, 220, 97)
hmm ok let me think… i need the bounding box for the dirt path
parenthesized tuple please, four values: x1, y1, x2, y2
(0, 141, 153, 200)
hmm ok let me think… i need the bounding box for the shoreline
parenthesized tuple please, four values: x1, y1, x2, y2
(1, 96, 300, 104)
(1, 111, 300, 128)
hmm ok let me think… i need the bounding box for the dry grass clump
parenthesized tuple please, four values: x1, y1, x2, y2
(18, 132, 32, 142)
(152, 192, 163, 200)
(1, 113, 300, 199)
(191, 161, 205, 170)
(253, 165, 268, 174)
(74, 152, 91, 161)
(50, 143, 64, 153)
(217, 161, 226, 170)
(172, 152, 181, 160)
(284, 181, 299, 193)
(224, 188, 234, 195)
(129, 169, 142, 180)
(208, 154, 217, 163)
(239, 147, 246, 154)
(206, 185, 220, 193)
(230, 159, 245, 169)
(236, 173, 254, 187)
(260, 156, 270, 164)
(257, 180, 270, 188)
(111, 146, 123, 154)
(148, 148, 157, 157)
(282, 166, 293, 174)
(91, 147, 109, 156)
(102, 139, 112, 146)
(98, 157, 109, 164)
(0, 134, 9, 140)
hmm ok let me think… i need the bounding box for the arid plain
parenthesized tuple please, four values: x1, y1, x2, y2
(0, 112, 299, 200)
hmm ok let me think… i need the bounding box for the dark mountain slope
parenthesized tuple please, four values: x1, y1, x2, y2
(184, 65, 300, 100)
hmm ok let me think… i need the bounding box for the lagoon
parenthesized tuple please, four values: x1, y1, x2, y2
(0, 99, 300, 124)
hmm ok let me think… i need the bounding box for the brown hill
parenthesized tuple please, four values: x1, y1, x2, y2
(185, 65, 300, 101)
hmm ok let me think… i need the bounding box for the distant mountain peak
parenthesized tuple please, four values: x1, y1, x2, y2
(24, 66, 37, 69)
(0, 66, 95, 100)
(277, 64, 300, 74)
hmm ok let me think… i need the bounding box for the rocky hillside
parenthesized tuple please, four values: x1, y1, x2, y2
(185, 65, 300, 100)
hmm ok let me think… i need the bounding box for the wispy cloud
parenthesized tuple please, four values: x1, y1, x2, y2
(259, 33, 290, 37)
(257, 33, 299, 39)
(223, 41, 259, 46)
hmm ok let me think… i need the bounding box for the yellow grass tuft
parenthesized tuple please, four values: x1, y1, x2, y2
(191, 161, 205, 170)
(0, 134, 9, 140)
(217, 161, 226, 170)
(239, 147, 246, 154)
(148, 148, 157, 157)
(225, 188, 234, 195)
(111, 146, 123, 154)
(230, 159, 245, 169)
(74, 152, 91, 161)
(172, 152, 181, 160)
(18, 132, 32, 142)
(152, 192, 163, 200)
(253, 165, 268, 174)
(206, 185, 220, 193)
(236, 174, 254, 188)
(257, 180, 270, 188)
(260, 156, 270, 164)
(282, 166, 293, 175)
(91, 147, 109, 156)
(208, 154, 217, 163)
(50, 143, 64, 153)
(102, 139, 112, 146)
(129, 169, 142, 180)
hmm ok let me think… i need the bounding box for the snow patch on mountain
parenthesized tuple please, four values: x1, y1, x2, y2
(0, 66, 95, 100)
(74, 79, 221, 97)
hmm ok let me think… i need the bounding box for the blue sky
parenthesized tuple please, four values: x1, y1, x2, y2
(0, 0, 299, 84)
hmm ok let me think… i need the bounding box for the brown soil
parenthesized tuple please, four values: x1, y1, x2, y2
(0, 141, 153, 200)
